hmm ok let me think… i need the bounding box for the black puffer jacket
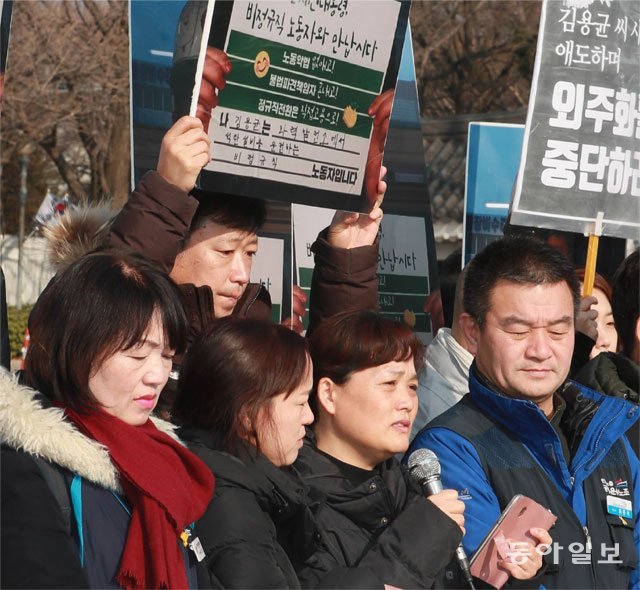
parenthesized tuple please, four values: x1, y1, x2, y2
(179, 425, 383, 589)
(574, 351, 639, 403)
(574, 351, 639, 455)
(293, 434, 462, 589)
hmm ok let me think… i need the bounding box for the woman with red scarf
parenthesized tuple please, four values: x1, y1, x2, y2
(1, 249, 214, 589)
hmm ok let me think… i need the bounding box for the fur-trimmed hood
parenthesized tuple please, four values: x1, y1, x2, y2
(43, 204, 115, 273)
(0, 369, 181, 493)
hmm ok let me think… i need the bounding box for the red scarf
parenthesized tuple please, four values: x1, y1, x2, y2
(62, 406, 214, 589)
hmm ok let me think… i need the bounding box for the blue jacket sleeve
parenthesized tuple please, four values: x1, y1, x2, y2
(408, 426, 502, 555)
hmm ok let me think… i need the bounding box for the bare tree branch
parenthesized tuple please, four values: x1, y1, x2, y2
(411, 0, 541, 117)
(1, 0, 130, 206)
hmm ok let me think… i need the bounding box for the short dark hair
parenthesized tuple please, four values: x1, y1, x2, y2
(173, 317, 310, 453)
(308, 310, 426, 399)
(190, 189, 266, 236)
(611, 249, 639, 357)
(463, 236, 580, 326)
(25, 249, 188, 412)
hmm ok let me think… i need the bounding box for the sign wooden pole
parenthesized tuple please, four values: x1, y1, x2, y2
(582, 212, 604, 297)
(582, 234, 599, 297)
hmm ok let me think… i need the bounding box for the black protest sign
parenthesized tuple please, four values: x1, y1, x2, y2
(511, 0, 639, 240)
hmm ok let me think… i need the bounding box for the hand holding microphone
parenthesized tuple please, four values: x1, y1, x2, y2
(408, 448, 476, 590)
(407, 448, 465, 531)
(427, 489, 466, 535)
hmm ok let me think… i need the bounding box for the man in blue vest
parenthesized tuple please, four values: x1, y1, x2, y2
(408, 236, 639, 589)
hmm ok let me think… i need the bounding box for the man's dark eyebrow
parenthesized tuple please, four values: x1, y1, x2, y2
(220, 235, 244, 244)
(219, 234, 259, 245)
(499, 315, 573, 327)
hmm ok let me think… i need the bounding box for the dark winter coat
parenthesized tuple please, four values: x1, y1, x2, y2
(0, 370, 197, 589)
(574, 351, 639, 404)
(574, 351, 639, 455)
(179, 425, 383, 589)
(293, 434, 463, 589)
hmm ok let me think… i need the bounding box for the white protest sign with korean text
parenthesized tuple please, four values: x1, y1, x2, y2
(292, 204, 432, 341)
(377, 214, 431, 342)
(511, 0, 640, 239)
(192, 0, 408, 211)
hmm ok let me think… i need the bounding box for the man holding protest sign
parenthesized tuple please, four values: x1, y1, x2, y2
(106, 114, 385, 416)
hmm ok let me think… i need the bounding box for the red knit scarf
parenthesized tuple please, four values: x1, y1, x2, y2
(62, 406, 214, 589)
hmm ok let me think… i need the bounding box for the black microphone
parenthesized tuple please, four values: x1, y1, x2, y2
(408, 448, 476, 590)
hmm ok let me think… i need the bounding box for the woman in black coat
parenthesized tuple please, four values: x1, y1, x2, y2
(173, 318, 383, 589)
(295, 310, 465, 589)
